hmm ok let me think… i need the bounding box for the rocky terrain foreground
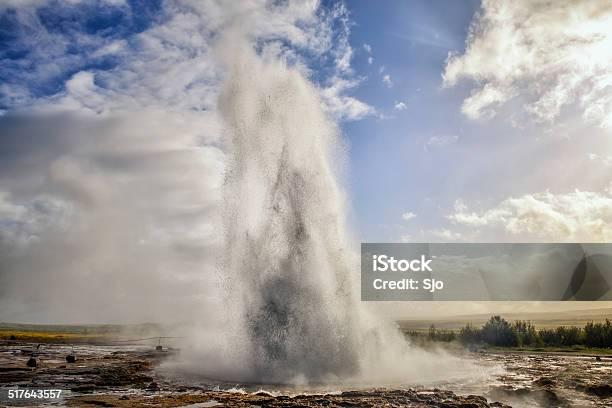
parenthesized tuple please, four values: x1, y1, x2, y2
(0, 340, 508, 407)
(65, 389, 510, 407)
(1, 340, 611, 407)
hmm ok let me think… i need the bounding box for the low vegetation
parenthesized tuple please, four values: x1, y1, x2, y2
(405, 315, 612, 351)
(0, 322, 166, 344)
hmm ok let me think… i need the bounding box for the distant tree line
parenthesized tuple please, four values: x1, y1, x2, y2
(407, 316, 612, 348)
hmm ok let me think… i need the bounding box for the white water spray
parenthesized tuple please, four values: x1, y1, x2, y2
(219, 41, 360, 383)
(170, 38, 501, 388)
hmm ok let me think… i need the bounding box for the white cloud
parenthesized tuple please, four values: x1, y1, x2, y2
(589, 153, 612, 166)
(399, 234, 413, 243)
(427, 134, 458, 148)
(320, 76, 376, 121)
(3, 0, 372, 123)
(325, 3, 354, 74)
(0, 110, 224, 323)
(0, 192, 73, 248)
(382, 74, 393, 87)
(0, 0, 376, 323)
(333, 35, 353, 73)
(443, 0, 612, 127)
(461, 83, 516, 120)
(394, 101, 407, 111)
(430, 228, 462, 241)
(448, 189, 612, 241)
(401, 211, 416, 221)
(362, 44, 374, 64)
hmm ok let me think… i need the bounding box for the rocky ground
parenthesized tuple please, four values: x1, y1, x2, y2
(474, 351, 612, 407)
(65, 389, 510, 407)
(0, 340, 610, 407)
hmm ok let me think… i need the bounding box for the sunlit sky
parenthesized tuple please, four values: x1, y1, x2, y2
(1, 0, 611, 322)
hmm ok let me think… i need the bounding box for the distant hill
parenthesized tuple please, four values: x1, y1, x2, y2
(397, 307, 612, 331)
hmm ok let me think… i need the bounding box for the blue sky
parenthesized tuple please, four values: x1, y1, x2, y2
(342, 0, 611, 243)
(344, 0, 480, 240)
(0, 0, 611, 247)
(1, 0, 611, 322)
(0, 0, 163, 107)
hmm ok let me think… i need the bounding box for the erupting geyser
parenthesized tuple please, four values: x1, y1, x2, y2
(219, 42, 360, 383)
(170, 38, 499, 388)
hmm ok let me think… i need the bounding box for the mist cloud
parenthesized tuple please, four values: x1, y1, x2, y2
(0, 0, 375, 323)
(0, 110, 223, 323)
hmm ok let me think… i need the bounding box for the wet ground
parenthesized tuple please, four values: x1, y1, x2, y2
(471, 351, 612, 407)
(0, 341, 610, 407)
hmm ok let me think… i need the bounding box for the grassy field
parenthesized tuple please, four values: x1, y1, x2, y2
(397, 307, 612, 331)
(0, 329, 115, 343)
(484, 345, 612, 356)
(0, 322, 168, 344)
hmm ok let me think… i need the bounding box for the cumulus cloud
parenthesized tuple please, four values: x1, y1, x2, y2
(429, 228, 462, 241)
(1, 0, 373, 120)
(401, 211, 416, 221)
(0, 192, 72, 249)
(589, 153, 612, 166)
(448, 189, 612, 241)
(460, 84, 516, 120)
(312, 5, 375, 120)
(427, 134, 458, 148)
(0, 0, 374, 323)
(443, 0, 612, 126)
(394, 101, 407, 111)
(382, 74, 393, 88)
(363, 43, 373, 64)
(320, 76, 376, 121)
(326, 3, 354, 73)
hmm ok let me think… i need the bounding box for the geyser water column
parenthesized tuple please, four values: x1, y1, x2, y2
(219, 43, 360, 383)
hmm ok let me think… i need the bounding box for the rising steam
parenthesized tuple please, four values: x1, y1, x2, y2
(218, 40, 360, 383)
(170, 37, 499, 388)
